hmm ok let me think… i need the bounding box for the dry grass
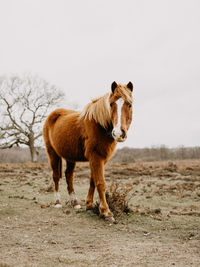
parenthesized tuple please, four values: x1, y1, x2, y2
(0, 160, 200, 266)
(106, 183, 133, 216)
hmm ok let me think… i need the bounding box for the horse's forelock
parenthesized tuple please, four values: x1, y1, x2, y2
(113, 84, 133, 103)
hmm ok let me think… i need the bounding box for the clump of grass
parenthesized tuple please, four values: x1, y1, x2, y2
(94, 182, 133, 217)
(164, 162, 178, 172)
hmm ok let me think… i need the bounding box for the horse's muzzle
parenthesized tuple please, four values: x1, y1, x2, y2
(112, 129, 127, 142)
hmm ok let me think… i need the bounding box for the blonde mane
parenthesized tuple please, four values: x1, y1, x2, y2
(80, 93, 111, 128)
(80, 84, 133, 128)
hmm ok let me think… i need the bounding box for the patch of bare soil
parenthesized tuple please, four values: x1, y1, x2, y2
(0, 160, 200, 266)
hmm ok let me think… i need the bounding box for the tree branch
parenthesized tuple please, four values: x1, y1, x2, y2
(1, 97, 26, 134)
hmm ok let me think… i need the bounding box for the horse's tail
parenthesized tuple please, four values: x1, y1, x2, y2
(43, 110, 64, 178)
(43, 109, 66, 141)
(58, 156, 62, 178)
(45, 109, 66, 127)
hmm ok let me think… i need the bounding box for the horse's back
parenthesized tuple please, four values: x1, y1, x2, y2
(45, 109, 75, 127)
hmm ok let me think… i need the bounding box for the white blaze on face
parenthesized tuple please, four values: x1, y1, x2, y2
(112, 98, 124, 139)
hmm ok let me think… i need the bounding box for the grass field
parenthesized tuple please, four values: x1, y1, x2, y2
(0, 160, 200, 266)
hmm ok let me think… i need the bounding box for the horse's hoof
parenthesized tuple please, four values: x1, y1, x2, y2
(105, 216, 115, 223)
(74, 204, 81, 209)
(54, 203, 62, 208)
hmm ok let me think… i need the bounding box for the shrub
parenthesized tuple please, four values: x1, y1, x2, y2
(94, 182, 133, 217)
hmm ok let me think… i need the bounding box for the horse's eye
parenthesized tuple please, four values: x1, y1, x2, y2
(110, 103, 113, 107)
(129, 104, 132, 108)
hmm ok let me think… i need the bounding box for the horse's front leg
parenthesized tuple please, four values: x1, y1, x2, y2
(89, 155, 114, 220)
(86, 176, 95, 210)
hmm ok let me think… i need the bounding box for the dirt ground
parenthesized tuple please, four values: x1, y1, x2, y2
(0, 160, 200, 266)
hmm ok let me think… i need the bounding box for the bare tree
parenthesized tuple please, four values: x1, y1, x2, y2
(0, 73, 64, 162)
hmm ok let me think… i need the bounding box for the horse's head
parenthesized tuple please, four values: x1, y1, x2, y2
(109, 81, 133, 142)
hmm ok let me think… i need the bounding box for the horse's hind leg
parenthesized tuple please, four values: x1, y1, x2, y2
(65, 161, 81, 209)
(48, 147, 62, 207)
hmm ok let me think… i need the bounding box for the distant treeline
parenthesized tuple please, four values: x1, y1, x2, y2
(0, 146, 200, 163)
(112, 146, 200, 162)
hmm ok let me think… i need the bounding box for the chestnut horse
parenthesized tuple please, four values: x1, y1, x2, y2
(43, 81, 133, 221)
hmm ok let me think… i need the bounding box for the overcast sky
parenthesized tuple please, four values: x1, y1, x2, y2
(0, 0, 200, 148)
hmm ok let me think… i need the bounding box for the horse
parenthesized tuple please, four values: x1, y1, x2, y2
(43, 81, 133, 221)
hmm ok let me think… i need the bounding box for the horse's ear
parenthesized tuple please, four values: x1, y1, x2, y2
(127, 81, 133, 92)
(111, 81, 117, 93)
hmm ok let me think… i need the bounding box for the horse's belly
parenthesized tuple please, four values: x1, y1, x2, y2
(60, 141, 87, 162)
(50, 129, 86, 162)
